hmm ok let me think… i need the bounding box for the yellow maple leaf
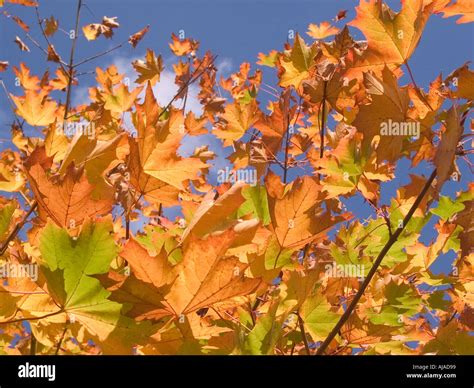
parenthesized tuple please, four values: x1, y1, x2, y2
(11, 90, 58, 127)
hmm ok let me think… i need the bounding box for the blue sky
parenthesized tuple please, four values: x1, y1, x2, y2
(0, 0, 472, 252)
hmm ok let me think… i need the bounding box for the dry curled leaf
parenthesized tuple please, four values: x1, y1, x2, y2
(129, 25, 150, 48)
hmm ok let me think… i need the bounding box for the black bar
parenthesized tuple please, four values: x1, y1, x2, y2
(0, 355, 471, 387)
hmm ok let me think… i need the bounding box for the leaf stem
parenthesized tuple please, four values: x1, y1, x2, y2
(404, 61, 434, 112)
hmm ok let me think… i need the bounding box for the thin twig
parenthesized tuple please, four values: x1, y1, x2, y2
(283, 111, 291, 184)
(0, 79, 24, 128)
(0, 309, 63, 325)
(63, 0, 83, 122)
(319, 81, 328, 159)
(34, 6, 69, 71)
(157, 55, 218, 121)
(0, 202, 38, 255)
(73, 42, 126, 68)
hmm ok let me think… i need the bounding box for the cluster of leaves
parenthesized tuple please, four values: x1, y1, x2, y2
(0, 0, 472, 355)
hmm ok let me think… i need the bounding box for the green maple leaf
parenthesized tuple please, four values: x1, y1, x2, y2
(431, 192, 471, 221)
(39, 219, 154, 354)
(300, 293, 340, 341)
(243, 301, 283, 355)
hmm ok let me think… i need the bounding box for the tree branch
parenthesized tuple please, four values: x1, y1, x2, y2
(316, 169, 437, 355)
(55, 325, 68, 355)
(30, 333, 37, 355)
(283, 111, 291, 184)
(297, 313, 311, 355)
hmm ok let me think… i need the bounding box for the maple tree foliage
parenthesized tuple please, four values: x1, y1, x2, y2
(0, 0, 472, 356)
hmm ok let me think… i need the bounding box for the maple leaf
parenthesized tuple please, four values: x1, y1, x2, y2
(303, 69, 358, 113)
(180, 181, 247, 243)
(266, 173, 348, 250)
(13, 63, 40, 90)
(25, 147, 114, 228)
(307, 21, 340, 39)
(0, 198, 17, 240)
(243, 300, 284, 354)
(143, 131, 208, 190)
(316, 127, 393, 200)
(165, 231, 261, 316)
(11, 90, 57, 126)
(82, 16, 119, 41)
(184, 111, 208, 136)
(104, 83, 143, 114)
(169, 33, 199, 56)
(97, 238, 175, 321)
(213, 100, 260, 146)
(44, 15, 58, 36)
(0, 151, 25, 192)
(445, 63, 474, 100)
(38, 219, 155, 354)
(0, 284, 21, 321)
(0, 0, 471, 356)
(57, 133, 124, 192)
(237, 185, 271, 226)
(47, 44, 61, 63)
(132, 49, 163, 86)
(440, 0, 474, 24)
(423, 320, 474, 354)
(352, 66, 411, 162)
(104, 229, 261, 320)
(133, 84, 208, 190)
(49, 67, 70, 91)
(300, 292, 341, 341)
(257, 50, 278, 67)
(278, 34, 315, 88)
(127, 139, 180, 207)
(347, 0, 435, 76)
